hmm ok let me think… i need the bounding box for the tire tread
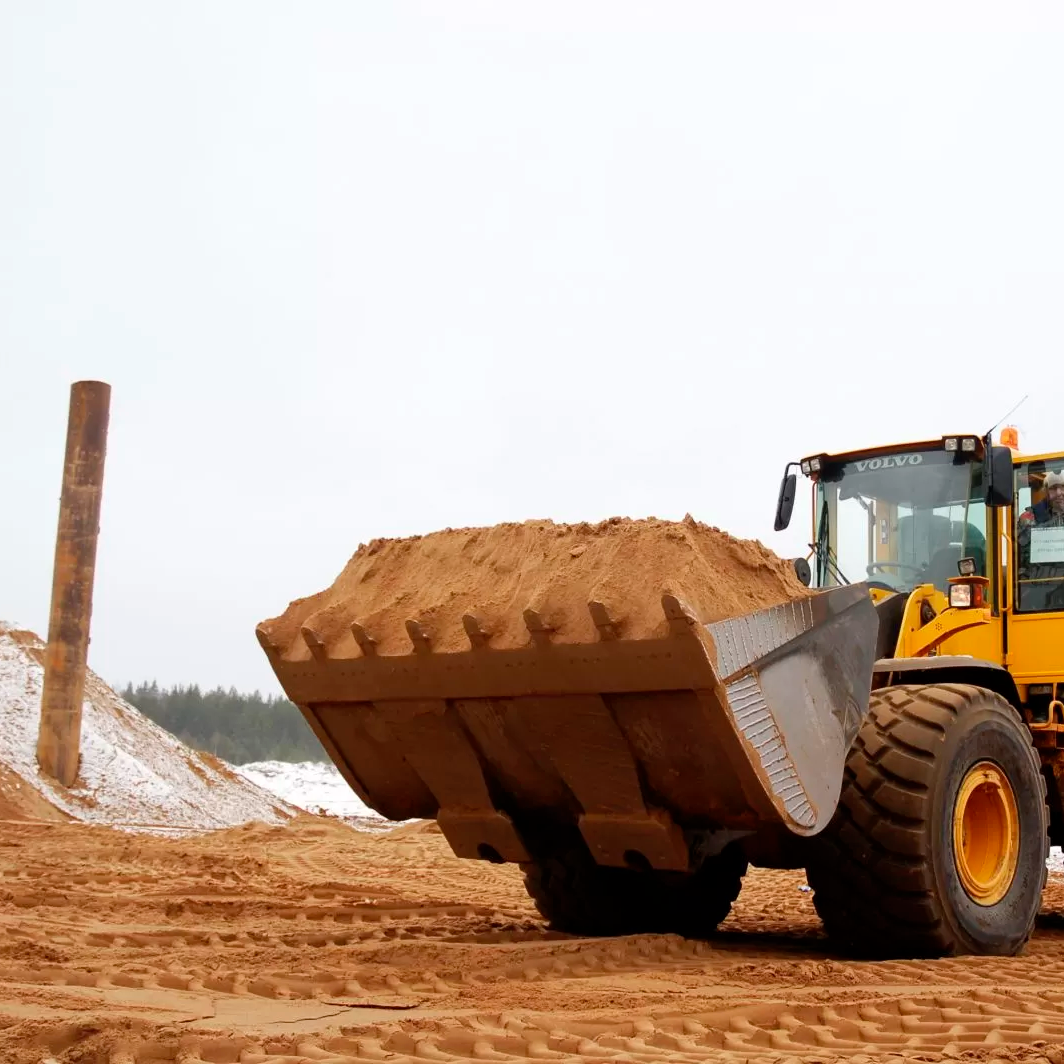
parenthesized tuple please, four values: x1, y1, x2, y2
(807, 683, 1048, 957)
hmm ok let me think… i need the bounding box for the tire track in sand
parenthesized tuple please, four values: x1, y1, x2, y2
(65, 989, 1064, 1062)
(6, 817, 1064, 1062)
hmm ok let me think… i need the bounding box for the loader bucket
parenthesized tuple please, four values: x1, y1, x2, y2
(257, 583, 877, 872)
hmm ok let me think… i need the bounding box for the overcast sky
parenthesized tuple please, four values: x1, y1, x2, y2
(3, 4, 1064, 695)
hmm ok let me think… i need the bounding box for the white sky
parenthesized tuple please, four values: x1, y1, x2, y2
(3, 4, 1064, 694)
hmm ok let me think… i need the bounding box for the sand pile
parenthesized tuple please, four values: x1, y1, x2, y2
(261, 516, 809, 657)
(0, 622, 297, 830)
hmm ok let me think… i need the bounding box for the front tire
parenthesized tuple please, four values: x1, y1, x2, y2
(806, 683, 1047, 957)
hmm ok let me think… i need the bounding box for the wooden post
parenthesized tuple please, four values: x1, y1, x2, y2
(37, 381, 111, 786)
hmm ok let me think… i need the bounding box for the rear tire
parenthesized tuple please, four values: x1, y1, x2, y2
(521, 840, 747, 938)
(806, 683, 1048, 957)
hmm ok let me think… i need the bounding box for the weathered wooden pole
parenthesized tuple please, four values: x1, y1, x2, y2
(37, 381, 111, 787)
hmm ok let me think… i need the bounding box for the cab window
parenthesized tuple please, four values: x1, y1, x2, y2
(814, 451, 988, 597)
(1014, 459, 1064, 612)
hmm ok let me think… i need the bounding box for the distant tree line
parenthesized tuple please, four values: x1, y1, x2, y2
(121, 682, 327, 765)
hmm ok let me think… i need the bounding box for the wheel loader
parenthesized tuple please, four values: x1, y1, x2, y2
(257, 429, 1064, 958)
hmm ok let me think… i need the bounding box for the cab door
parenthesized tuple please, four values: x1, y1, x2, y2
(1006, 459, 1064, 685)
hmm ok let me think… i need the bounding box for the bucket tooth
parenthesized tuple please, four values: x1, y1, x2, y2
(254, 626, 280, 660)
(350, 622, 378, 658)
(661, 594, 698, 635)
(300, 625, 329, 663)
(462, 613, 491, 650)
(522, 608, 555, 648)
(405, 619, 432, 655)
(587, 600, 619, 641)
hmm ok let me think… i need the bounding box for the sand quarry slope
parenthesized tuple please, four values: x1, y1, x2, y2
(0, 622, 295, 830)
(261, 516, 811, 658)
(2, 814, 1064, 1062)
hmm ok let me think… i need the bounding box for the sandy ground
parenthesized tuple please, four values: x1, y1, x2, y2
(4, 817, 1064, 1062)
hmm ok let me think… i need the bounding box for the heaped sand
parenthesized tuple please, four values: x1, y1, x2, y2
(261, 517, 810, 658)
(4, 815, 1064, 1063)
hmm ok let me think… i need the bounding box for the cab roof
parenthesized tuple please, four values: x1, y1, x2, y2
(800, 435, 987, 468)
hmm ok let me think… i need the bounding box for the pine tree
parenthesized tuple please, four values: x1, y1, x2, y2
(122, 683, 327, 764)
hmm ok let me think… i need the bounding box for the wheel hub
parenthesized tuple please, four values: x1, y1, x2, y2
(953, 761, 1020, 906)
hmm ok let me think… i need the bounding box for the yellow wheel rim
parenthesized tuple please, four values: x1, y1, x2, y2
(952, 761, 1020, 906)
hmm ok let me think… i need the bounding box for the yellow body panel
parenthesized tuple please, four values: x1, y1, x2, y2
(1006, 613, 1064, 684)
(888, 585, 1003, 662)
(936, 616, 1006, 664)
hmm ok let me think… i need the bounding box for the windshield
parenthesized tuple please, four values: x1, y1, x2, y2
(813, 449, 987, 595)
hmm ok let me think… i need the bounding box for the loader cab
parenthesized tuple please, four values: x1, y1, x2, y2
(795, 437, 996, 598)
(774, 433, 1017, 683)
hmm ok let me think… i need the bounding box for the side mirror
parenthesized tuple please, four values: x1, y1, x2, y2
(985, 445, 1015, 508)
(774, 469, 797, 531)
(792, 557, 812, 586)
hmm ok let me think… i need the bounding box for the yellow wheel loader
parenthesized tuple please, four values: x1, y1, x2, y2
(257, 431, 1061, 958)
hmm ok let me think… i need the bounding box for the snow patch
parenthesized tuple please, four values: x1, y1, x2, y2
(234, 760, 404, 831)
(0, 622, 296, 832)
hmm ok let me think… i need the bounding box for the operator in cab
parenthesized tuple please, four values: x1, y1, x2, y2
(1017, 467, 1064, 610)
(1019, 467, 1064, 529)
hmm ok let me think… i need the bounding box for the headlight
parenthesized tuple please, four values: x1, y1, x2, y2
(944, 437, 959, 451)
(961, 437, 977, 452)
(801, 460, 811, 474)
(809, 457, 821, 472)
(949, 584, 972, 608)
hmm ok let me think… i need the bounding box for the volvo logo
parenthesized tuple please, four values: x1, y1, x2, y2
(853, 454, 925, 472)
